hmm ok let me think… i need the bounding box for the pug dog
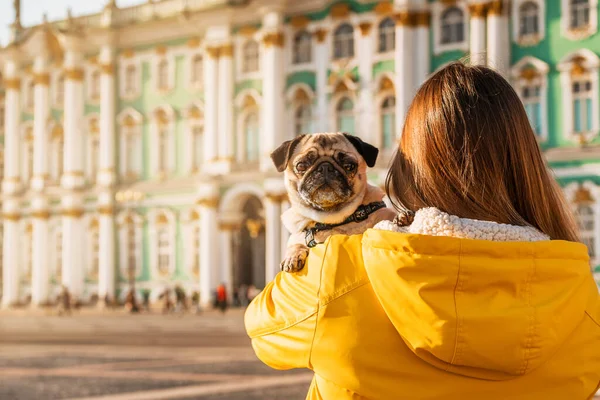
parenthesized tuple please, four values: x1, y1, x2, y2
(271, 132, 395, 272)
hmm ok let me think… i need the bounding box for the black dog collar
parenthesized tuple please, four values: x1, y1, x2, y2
(304, 201, 387, 248)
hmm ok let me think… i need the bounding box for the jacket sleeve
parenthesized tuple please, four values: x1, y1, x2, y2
(244, 241, 330, 370)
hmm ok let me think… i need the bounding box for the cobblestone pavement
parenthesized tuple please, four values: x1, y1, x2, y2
(0, 309, 312, 400)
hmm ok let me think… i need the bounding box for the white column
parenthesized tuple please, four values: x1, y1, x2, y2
(97, 191, 115, 303)
(61, 194, 85, 300)
(62, 45, 85, 189)
(486, 0, 510, 76)
(31, 197, 50, 305)
(414, 11, 431, 88)
(2, 200, 20, 307)
(203, 47, 219, 166)
(358, 23, 374, 142)
(2, 58, 21, 195)
(99, 45, 116, 187)
(219, 228, 233, 300)
(218, 44, 234, 164)
(264, 196, 282, 283)
(198, 182, 220, 307)
(260, 11, 285, 171)
(395, 13, 415, 135)
(469, 3, 487, 66)
(315, 29, 329, 132)
(31, 55, 50, 191)
(280, 199, 290, 260)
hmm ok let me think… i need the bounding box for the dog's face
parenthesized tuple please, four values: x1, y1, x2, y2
(271, 133, 379, 220)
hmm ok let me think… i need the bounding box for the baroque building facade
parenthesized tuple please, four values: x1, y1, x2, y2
(0, 0, 599, 307)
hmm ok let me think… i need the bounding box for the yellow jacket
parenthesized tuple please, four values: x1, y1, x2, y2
(245, 230, 600, 399)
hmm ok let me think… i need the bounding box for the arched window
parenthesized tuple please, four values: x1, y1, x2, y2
(90, 70, 100, 100)
(87, 118, 100, 184)
(244, 111, 260, 162)
(378, 18, 396, 53)
(118, 213, 142, 283)
(157, 60, 169, 91)
(243, 40, 259, 73)
(294, 104, 312, 136)
(570, 0, 591, 29)
(519, 2, 540, 37)
(333, 23, 355, 59)
(192, 54, 203, 85)
(293, 31, 312, 64)
(336, 97, 355, 135)
(441, 7, 465, 44)
(153, 108, 173, 176)
(55, 74, 65, 106)
(157, 217, 171, 277)
(572, 74, 593, 133)
(186, 105, 204, 174)
(381, 96, 396, 149)
(125, 65, 137, 96)
(118, 110, 143, 180)
(521, 83, 543, 136)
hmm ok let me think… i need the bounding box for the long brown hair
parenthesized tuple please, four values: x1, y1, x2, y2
(385, 62, 580, 242)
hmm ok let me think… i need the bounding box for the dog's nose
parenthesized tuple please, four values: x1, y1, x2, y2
(317, 162, 335, 178)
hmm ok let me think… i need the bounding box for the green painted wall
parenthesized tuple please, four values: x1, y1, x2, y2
(373, 60, 395, 78)
(235, 79, 263, 96)
(286, 71, 317, 91)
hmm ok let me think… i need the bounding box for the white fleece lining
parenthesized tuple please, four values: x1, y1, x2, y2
(374, 208, 550, 242)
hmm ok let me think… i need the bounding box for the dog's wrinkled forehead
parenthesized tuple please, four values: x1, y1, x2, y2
(291, 133, 357, 161)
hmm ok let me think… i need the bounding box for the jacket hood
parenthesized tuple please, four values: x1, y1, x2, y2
(361, 221, 592, 381)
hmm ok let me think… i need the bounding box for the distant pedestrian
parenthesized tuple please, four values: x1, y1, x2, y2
(191, 291, 201, 314)
(216, 283, 228, 314)
(142, 291, 151, 312)
(57, 285, 71, 316)
(161, 288, 174, 314)
(239, 284, 248, 307)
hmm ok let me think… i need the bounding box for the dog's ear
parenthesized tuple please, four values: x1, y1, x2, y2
(270, 135, 305, 173)
(343, 134, 379, 168)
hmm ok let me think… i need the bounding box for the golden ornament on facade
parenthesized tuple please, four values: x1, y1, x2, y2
(313, 28, 328, 43)
(331, 3, 350, 19)
(2, 212, 20, 221)
(123, 115, 137, 127)
(155, 45, 167, 55)
(265, 193, 288, 203)
(64, 68, 84, 81)
(62, 208, 84, 218)
(122, 49, 135, 58)
(196, 197, 219, 208)
(189, 210, 200, 221)
(519, 66, 539, 81)
(34, 73, 50, 86)
(294, 89, 310, 103)
(574, 186, 594, 204)
(51, 124, 64, 138)
(98, 205, 114, 215)
(5, 78, 21, 90)
(262, 32, 285, 48)
(88, 55, 99, 64)
(468, 3, 489, 18)
(415, 11, 431, 27)
(188, 105, 203, 119)
(239, 26, 258, 37)
(290, 15, 310, 29)
(379, 76, 395, 91)
(187, 37, 201, 48)
(358, 22, 373, 36)
(245, 218, 264, 238)
(571, 57, 588, 77)
(219, 221, 240, 231)
(32, 210, 50, 220)
(487, 0, 504, 16)
(220, 44, 234, 57)
(100, 63, 114, 75)
(394, 11, 416, 27)
(374, 2, 394, 16)
(63, 170, 84, 177)
(206, 46, 220, 59)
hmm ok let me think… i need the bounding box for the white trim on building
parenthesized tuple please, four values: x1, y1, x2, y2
(561, 0, 598, 40)
(512, 0, 546, 46)
(432, 1, 470, 55)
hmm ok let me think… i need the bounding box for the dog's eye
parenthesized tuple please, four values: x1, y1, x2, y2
(344, 163, 356, 172)
(296, 162, 308, 173)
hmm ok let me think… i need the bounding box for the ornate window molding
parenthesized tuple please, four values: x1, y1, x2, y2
(86, 65, 101, 104)
(117, 108, 144, 181)
(152, 51, 175, 93)
(187, 51, 204, 90)
(512, 0, 545, 46)
(292, 30, 312, 65)
(511, 56, 550, 142)
(332, 23, 355, 60)
(565, 182, 600, 265)
(150, 105, 176, 179)
(286, 83, 315, 138)
(561, 0, 598, 40)
(432, 1, 469, 55)
(85, 215, 100, 284)
(119, 57, 141, 100)
(377, 17, 395, 54)
(148, 209, 177, 280)
(235, 90, 262, 164)
(558, 49, 600, 143)
(117, 211, 144, 282)
(85, 114, 100, 185)
(184, 102, 204, 175)
(333, 95, 356, 135)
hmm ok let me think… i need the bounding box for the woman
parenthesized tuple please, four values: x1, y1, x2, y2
(245, 63, 600, 399)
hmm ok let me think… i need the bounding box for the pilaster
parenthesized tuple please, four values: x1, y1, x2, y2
(197, 182, 220, 307)
(314, 28, 329, 132)
(218, 43, 234, 170)
(486, 0, 509, 75)
(2, 198, 20, 307)
(97, 190, 116, 303)
(2, 55, 22, 195)
(414, 10, 431, 87)
(394, 10, 415, 134)
(31, 52, 50, 191)
(61, 192, 85, 300)
(31, 196, 50, 305)
(99, 43, 117, 187)
(358, 22, 374, 142)
(202, 45, 219, 171)
(264, 177, 287, 283)
(469, 2, 488, 66)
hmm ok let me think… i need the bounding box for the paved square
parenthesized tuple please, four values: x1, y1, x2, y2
(0, 310, 312, 400)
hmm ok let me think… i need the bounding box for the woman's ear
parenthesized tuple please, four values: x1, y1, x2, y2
(270, 135, 305, 172)
(343, 134, 379, 167)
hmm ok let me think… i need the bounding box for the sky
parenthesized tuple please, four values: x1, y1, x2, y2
(0, 0, 146, 46)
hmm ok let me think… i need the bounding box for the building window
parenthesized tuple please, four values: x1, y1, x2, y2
(153, 108, 173, 176)
(55, 74, 64, 106)
(378, 18, 396, 53)
(294, 104, 312, 136)
(244, 111, 259, 162)
(118, 109, 143, 180)
(578, 203, 596, 258)
(573, 76, 594, 133)
(293, 31, 312, 64)
(50, 125, 64, 183)
(519, 2, 540, 37)
(522, 84, 543, 136)
(381, 96, 396, 149)
(157, 59, 169, 91)
(90, 70, 100, 100)
(125, 65, 137, 96)
(570, 0, 591, 29)
(158, 125, 169, 172)
(243, 40, 259, 73)
(441, 7, 465, 44)
(192, 125, 203, 172)
(192, 54, 203, 85)
(334, 23, 355, 60)
(157, 228, 170, 277)
(336, 97, 355, 135)
(153, 212, 174, 278)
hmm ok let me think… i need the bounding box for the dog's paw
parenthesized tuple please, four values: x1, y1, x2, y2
(280, 244, 310, 273)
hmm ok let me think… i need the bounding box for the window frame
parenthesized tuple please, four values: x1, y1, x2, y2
(332, 23, 356, 60)
(433, 2, 469, 55)
(377, 17, 396, 54)
(292, 30, 313, 65)
(119, 58, 141, 100)
(512, 0, 545, 46)
(561, 0, 598, 40)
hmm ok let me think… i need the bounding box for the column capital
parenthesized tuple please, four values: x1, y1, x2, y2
(264, 192, 289, 203)
(31, 210, 50, 219)
(196, 197, 219, 208)
(64, 68, 84, 81)
(220, 44, 234, 57)
(61, 208, 85, 218)
(100, 63, 114, 75)
(487, 0, 504, 16)
(358, 22, 373, 36)
(33, 73, 50, 86)
(313, 28, 328, 43)
(5, 77, 21, 90)
(2, 212, 20, 221)
(415, 11, 431, 27)
(468, 2, 489, 18)
(205, 46, 220, 59)
(262, 32, 285, 48)
(98, 205, 114, 215)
